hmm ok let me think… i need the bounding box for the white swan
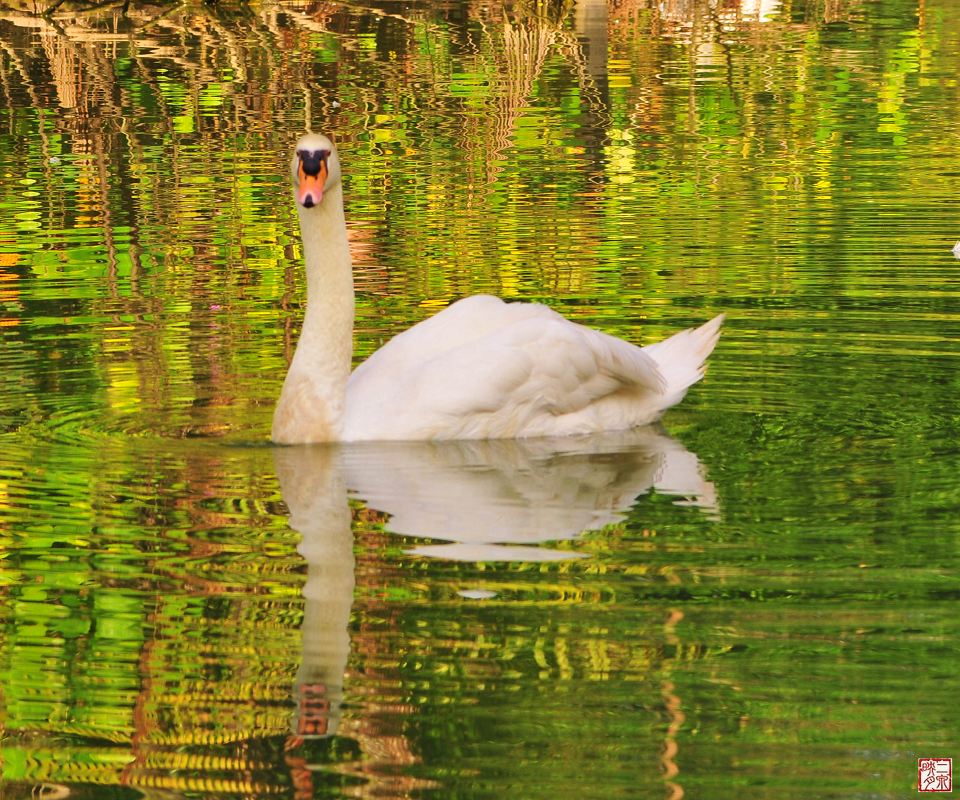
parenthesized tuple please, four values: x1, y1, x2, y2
(272, 133, 725, 444)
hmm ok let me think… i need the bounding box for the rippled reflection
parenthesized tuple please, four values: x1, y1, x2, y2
(344, 428, 716, 559)
(277, 429, 717, 742)
(2, 0, 960, 795)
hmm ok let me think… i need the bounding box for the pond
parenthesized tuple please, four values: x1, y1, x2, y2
(1, 0, 958, 796)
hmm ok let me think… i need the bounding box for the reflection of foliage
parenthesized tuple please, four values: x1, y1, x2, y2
(0, 0, 939, 442)
(1, 0, 959, 795)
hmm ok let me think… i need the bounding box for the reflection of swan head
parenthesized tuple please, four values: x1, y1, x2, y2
(291, 133, 342, 209)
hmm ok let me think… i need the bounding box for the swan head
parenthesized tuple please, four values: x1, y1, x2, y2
(291, 133, 341, 209)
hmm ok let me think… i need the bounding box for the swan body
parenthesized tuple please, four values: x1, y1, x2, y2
(272, 134, 724, 444)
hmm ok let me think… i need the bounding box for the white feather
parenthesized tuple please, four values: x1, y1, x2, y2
(344, 295, 723, 440)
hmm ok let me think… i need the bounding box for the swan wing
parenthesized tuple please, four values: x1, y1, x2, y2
(344, 295, 667, 440)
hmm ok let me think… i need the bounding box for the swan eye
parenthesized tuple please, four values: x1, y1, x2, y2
(297, 149, 330, 178)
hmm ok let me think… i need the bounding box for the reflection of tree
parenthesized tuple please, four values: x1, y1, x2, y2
(0, 0, 956, 796)
(0, 0, 879, 442)
(0, 432, 707, 795)
(485, 3, 571, 176)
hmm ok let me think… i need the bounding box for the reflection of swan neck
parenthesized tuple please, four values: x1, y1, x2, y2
(296, 522, 354, 739)
(275, 446, 355, 739)
(273, 184, 354, 444)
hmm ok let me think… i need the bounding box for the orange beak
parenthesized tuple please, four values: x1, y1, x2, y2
(297, 158, 328, 208)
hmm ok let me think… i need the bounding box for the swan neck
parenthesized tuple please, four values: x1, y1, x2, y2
(300, 185, 353, 307)
(272, 184, 354, 444)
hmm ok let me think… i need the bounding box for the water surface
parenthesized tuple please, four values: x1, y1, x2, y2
(0, 0, 958, 796)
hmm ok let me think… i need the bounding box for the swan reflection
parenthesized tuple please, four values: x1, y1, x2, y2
(339, 427, 717, 560)
(274, 427, 717, 740)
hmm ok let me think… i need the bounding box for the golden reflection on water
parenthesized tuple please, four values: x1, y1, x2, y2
(0, 432, 723, 795)
(1, 0, 960, 796)
(5, 0, 942, 442)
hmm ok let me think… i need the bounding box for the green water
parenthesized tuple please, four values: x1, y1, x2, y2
(1, 0, 959, 796)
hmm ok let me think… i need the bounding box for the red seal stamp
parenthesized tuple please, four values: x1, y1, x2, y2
(919, 759, 952, 793)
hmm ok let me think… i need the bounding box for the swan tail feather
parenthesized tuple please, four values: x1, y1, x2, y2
(642, 313, 725, 408)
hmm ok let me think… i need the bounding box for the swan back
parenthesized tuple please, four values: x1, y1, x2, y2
(343, 296, 723, 440)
